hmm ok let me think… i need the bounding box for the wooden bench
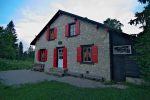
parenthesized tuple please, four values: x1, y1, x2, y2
(32, 63, 45, 72)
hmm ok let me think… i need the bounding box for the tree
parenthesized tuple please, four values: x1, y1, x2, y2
(18, 42, 23, 57)
(0, 29, 16, 59)
(0, 26, 3, 31)
(129, 0, 150, 83)
(0, 21, 19, 59)
(5, 20, 16, 34)
(5, 21, 18, 49)
(27, 46, 34, 58)
(103, 18, 124, 32)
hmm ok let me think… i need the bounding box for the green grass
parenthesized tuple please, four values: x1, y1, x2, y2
(0, 81, 149, 100)
(0, 58, 33, 71)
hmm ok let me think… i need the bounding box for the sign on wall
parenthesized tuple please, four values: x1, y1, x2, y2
(113, 45, 132, 54)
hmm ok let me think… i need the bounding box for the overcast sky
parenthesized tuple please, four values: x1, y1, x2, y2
(0, 0, 145, 51)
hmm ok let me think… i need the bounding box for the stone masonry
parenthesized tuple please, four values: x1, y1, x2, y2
(34, 14, 111, 81)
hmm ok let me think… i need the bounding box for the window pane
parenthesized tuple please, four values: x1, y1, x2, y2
(40, 50, 45, 62)
(88, 57, 91, 61)
(50, 29, 54, 40)
(82, 46, 92, 63)
(70, 24, 76, 36)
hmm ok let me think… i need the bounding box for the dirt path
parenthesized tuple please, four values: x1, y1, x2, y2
(0, 70, 127, 89)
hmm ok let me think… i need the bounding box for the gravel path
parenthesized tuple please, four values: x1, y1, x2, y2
(0, 70, 126, 89)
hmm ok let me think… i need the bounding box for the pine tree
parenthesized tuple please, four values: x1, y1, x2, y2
(0, 26, 3, 31)
(18, 42, 23, 58)
(27, 46, 34, 58)
(5, 21, 18, 49)
(0, 29, 16, 59)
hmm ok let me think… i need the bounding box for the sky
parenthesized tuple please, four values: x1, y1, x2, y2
(0, 0, 145, 51)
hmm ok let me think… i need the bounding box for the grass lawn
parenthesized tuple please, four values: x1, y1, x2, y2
(0, 58, 33, 71)
(0, 81, 149, 100)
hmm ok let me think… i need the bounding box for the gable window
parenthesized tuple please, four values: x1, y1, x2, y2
(69, 23, 76, 36)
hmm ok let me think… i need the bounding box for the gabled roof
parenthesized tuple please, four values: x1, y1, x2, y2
(30, 10, 131, 45)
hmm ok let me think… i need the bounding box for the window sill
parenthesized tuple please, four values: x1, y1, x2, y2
(67, 35, 77, 38)
(48, 39, 55, 41)
(80, 62, 94, 64)
(39, 61, 46, 62)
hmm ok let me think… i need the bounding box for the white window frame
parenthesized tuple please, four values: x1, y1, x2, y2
(69, 23, 76, 36)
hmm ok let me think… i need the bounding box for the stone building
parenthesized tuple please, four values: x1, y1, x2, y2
(31, 10, 139, 81)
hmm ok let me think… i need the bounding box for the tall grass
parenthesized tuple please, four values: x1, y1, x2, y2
(0, 58, 33, 71)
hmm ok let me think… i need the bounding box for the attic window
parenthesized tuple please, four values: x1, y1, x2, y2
(113, 45, 132, 54)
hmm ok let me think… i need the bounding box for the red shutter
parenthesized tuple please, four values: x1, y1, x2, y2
(46, 27, 50, 41)
(63, 47, 67, 70)
(92, 45, 98, 63)
(53, 48, 57, 68)
(76, 20, 80, 35)
(44, 49, 48, 62)
(77, 47, 81, 63)
(53, 27, 57, 39)
(37, 50, 41, 61)
(65, 24, 69, 37)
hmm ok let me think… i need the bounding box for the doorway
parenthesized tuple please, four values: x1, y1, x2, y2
(57, 48, 63, 68)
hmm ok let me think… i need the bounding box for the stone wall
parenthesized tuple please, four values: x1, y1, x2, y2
(34, 14, 111, 81)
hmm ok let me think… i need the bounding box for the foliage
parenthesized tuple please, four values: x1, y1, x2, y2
(0, 58, 33, 71)
(0, 21, 18, 59)
(103, 18, 124, 32)
(5, 20, 18, 48)
(129, 0, 150, 83)
(0, 21, 35, 60)
(0, 22, 34, 70)
(18, 42, 23, 58)
(27, 46, 34, 58)
(133, 29, 150, 82)
(138, 0, 150, 3)
(0, 81, 149, 100)
(0, 26, 3, 30)
(0, 29, 16, 59)
(19, 46, 35, 60)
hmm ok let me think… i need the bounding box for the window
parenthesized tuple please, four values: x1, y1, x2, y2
(65, 20, 80, 37)
(77, 45, 98, 64)
(40, 49, 45, 62)
(37, 49, 47, 62)
(82, 46, 92, 63)
(69, 23, 76, 36)
(46, 27, 57, 41)
(113, 45, 132, 54)
(49, 28, 54, 40)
